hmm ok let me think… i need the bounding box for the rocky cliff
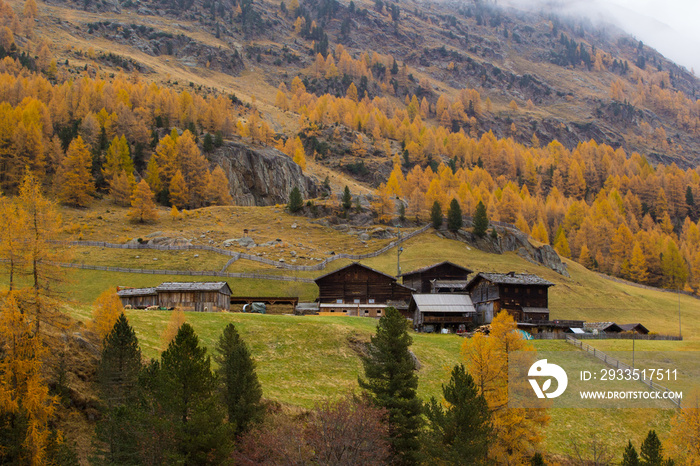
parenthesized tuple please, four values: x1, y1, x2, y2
(212, 142, 318, 206)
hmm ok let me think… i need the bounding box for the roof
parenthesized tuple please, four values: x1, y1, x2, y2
(522, 307, 550, 314)
(584, 322, 623, 332)
(467, 272, 554, 289)
(314, 262, 397, 283)
(568, 328, 586, 334)
(400, 261, 473, 277)
(410, 294, 476, 314)
(117, 287, 157, 297)
(155, 282, 232, 293)
(619, 323, 650, 334)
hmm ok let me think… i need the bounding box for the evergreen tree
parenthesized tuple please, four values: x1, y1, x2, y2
(342, 185, 352, 211)
(288, 186, 303, 213)
(430, 200, 442, 230)
(622, 440, 640, 466)
(473, 201, 488, 238)
(530, 453, 546, 466)
(640, 430, 664, 465)
(202, 133, 214, 153)
(447, 198, 463, 232)
(155, 323, 232, 464)
(398, 202, 406, 221)
(95, 314, 143, 465)
(423, 364, 490, 463)
(215, 323, 264, 436)
(359, 307, 422, 465)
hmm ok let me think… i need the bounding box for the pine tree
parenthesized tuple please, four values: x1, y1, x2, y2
(621, 440, 640, 466)
(473, 201, 488, 238)
(447, 198, 463, 232)
(95, 314, 143, 465)
(359, 307, 422, 465)
(155, 323, 231, 463)
(169, 170, 189, 209)
(640, 430, 664, 465)
(342, 185, 352, 211)
(215, 323, 264, 436)
(288, 186, 303, 213)
(56, 136, 95, 207)
(127, 180, 159, 224)
(430, 200, 443, 230)
(423, 364, 490, 463)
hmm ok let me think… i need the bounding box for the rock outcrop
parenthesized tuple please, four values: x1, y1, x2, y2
(212, 141, 318, 206)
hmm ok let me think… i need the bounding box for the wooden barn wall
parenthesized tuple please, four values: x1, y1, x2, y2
(404, 264, 471, 293)
(317, 267, 408, 304)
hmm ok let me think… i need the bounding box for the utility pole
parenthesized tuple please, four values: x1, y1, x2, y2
(396, 225, 403, 277)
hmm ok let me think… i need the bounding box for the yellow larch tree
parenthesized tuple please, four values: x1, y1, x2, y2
(0, 293, 57, 466)
(56, 136, 94, 207)
(669, 392, 700, 465)
(205, 166, 233, 206)
(145, 156, 162, 195)
(161, 309, 186, 349)
(531, 219, 549, 244)
(102, 135, 133, 188)
(110, 169, 134, 207)
(169, 169, 189, 209)
(91, 289, 125, 341)
(127, 179, 159, 223)
(0, 194, 26, 290)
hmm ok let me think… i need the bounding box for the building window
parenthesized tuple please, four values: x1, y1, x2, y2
(343, 310, 348, 313)
(364, 310, 369, 314)
(368, 298, 375, 304)
(377, 310, 382, 315)
(336, 299, 343, 304)
(354, 299, 361, 304)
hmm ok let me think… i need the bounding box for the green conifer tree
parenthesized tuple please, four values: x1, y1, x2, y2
(359, 307, 422, 465)
(342, 185, 352, 211)
(473, 201, 488, 238)
(215, 323, 264, 436)
(430, 200, 443, 230)
(622, 440, 640, 466)
(640, 430, 664, 465)
(288, 186, 303, 213)
(423, 364, 490, 463)
(447, 198, 463, 232)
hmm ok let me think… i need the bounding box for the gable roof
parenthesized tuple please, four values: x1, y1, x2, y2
(584, 322, 623, 333)
(399, 261, 473, 277)
(619, 323, 650, 334)
(467, 272, 554, 290)
(117, 287, 157, 297)
(314, 262, 397, 283)
(410, 294, 476, 314)
(155, 282, 232, 294)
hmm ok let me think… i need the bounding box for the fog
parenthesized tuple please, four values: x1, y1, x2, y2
(500, 0, 700, 73)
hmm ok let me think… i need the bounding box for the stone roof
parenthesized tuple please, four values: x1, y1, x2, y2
(471, 272, 554, 287)
(584, 322, 623, 332)
(314, 262, 397, 283)
(155, 282, 231, 293)
(117, 287, 157, 297)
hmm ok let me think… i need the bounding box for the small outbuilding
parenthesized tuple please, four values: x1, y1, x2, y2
(156, 282, 232, 312)
(619, 323, 650, 335)
(400, 261, 473, 293)
(117, 287, 158, 309)
(409, 294, 476, 333)
(584, 322, 623, 334)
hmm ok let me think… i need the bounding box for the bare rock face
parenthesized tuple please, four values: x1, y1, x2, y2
(212, 142, 318, 206)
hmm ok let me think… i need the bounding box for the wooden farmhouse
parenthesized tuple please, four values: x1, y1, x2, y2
(409, 294, 476, 333)
(400, 261, 473, 293)
(118, 281, 232, 312)
(466, 272, 554, 324)
(619, 323, 649, 335)
(314, 263, 413, 317)
(584, 322, 623, 334)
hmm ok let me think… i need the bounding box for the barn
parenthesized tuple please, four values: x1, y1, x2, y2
(156, 282, 232, 312)
(400, 261, 473, 293)
(314, 263, 413, 317)
(466, 272, 554, 324)
(117, 282, 232, 312)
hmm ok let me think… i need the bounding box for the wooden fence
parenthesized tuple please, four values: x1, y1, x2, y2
(52, 262, 314, 283)
(566, 336, 682, 408)
(531, 332, 682, 341)
(56, 224, 432, 273)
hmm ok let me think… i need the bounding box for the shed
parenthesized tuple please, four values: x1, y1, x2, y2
(409, 294, 476, 332)
(400, 261, 473, 293)
(565, 327, 586, 334)
(155, 282, 232, 312)
(117, 287, 158, 309)
(584, 322, 623, 333)
(619, 323, 650, 335)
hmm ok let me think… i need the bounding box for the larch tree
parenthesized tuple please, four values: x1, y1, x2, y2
(102, 136, 133, 188)
(56, 136, 94, 207)
(669, 393, 700, 464)
(0, 194, 27, 290)
(110, 170, 134, 207)
(629, 242, 649, 283)
(176, 130, 208, 207)
(91, 289, 126, 342)
(127, 179, 159, 224)
(161, 309, 186, 349)
(359, 307, 422, 465)
(205, 166, 233, 206)
(214, 323, 264, 436)
(0, 293, 56, 466)
(169, 170, 189, 209)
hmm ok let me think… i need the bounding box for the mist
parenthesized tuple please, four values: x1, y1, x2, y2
(499, 0, 700, 74)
